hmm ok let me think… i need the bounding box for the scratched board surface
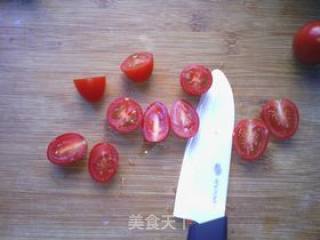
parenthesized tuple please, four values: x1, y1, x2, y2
(0, 0, 320, 239)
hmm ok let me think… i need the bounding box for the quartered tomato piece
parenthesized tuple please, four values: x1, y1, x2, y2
(261, 98, 299, 140)
(142, 101, 170, 143)
(106, 97, 143, 133)
(120, 52, 154, 82)
(170, 99, 199, 139)
(233, 119, 270, 161)
(73, 76, 106, 102)
(47, 133, 88, 166)
(180, 64, 213, 96)
(88, 143, 119, 183)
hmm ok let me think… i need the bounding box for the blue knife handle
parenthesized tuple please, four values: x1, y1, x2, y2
(187, 216, 227, 240)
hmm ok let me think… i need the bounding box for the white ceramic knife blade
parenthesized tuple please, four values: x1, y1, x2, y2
(173, 69, 234, 224)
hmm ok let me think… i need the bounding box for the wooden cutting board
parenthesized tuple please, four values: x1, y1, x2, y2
(0, 1, 319, 239)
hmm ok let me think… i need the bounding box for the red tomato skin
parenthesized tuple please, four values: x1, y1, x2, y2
(261, 99, 299, 140)
(180, 64, 213, 96)
(73, 76, 106, 102)
(88, 143, 119, 183)
(142, 102, 170, 143)
(106, 97, 144, 134)
(233, 119, 270, 161)
(47, 133, 88, 166)
(293, 20, 320, 65)
(120, 52, 154, 82)
(170, 99, 199, 139)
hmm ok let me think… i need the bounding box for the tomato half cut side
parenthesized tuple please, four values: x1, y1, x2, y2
(120, 52, 154, 82)
(73, 76, 106, 102)
(170, 99, 199, 139)
(233, 119, 270, 161)
(88, 143, 119, 183)
(180, 64, 213, 96)
(261, 98, 299, 140)
(106, 97, 143, 134)
(143, 101, 170, 143)
(47, 133, 88, 166)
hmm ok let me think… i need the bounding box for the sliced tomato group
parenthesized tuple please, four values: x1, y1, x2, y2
(47, 133, 88, 166)
(88, 143, 119, 183)
(73, 76, 106, 102)
(233, 119, 270, 161)
(106, 97, 143, 134)
(120, 52, 154, 82)
(170, 99, 199, 139)
(261, 98, 299, 140)
(142, 101, 170, 143)
(180, 64, 213, 96)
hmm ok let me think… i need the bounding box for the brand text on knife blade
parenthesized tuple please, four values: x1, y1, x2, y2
(212, 163, 222, 204)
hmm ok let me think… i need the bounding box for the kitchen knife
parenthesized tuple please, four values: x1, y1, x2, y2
(173, 69, 234, 240)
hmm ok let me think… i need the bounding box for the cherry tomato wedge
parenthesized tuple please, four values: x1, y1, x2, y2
(73, 76, 106, 102)
(47, 133, 88, 166)
(180, 64, 213, 96)
(88, 143, 119, 183)
(143, 101, 170, 143)
(261, 98, 299, 140)
(233, 119, 270, 161)
(293, 20, 320, 65)
(170, 99, 199, 139)
(120, 52, 153, 82)
(106, 97, 143, 134)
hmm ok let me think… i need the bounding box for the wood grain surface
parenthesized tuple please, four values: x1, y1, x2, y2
(0, 0, 320, 239)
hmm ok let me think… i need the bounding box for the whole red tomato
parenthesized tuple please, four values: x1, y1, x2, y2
(293, 20, 320, 65)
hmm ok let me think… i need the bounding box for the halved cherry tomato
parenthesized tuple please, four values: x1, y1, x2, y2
(261, 98, 299, 140)
(180, 64, 213, 96)
(170, 99, 199, 139)
(47, 133, 88, 166)
(73, 76, 106, 102)
(88, 143, 119, 183)
(142, 101, 170, 143)
(120, 52, 153, 82)
(106, 97, 143, 133)
(233, 119, 270, 161)
(293, 20, 320, 65)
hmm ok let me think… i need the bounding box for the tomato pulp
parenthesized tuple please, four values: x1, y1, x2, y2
(47, 133, 88, 166)
(142, 102, 170, 143)
(233, 119, 270, 161)
(106, 97, 143, 134)
(180, 64, 213, 96)
(88, 143, 119, 183)
(120, 52, 154, 82)
(170, 99, 199, 139)
(261, 98, 299, 140)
